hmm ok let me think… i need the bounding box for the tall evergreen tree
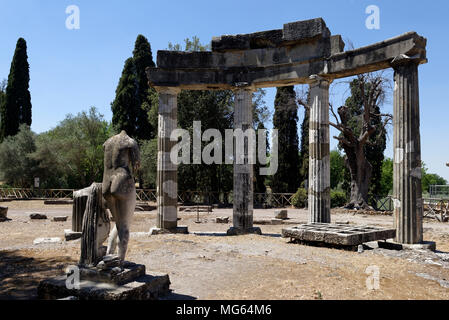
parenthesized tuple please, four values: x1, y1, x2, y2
(298, 90, 310, 188)
(0, 80, 6, 123)
(254, 122, 267, 193)
(1, 38, 32, 141)
(111, 58, 139, 137)
(271, 86, 300, 193)
(133, 35, 156, 140)
(111, 35, 156, 141)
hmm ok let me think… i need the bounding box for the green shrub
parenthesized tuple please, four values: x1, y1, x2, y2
(331, 190, 347, 208)
(292, 188, 307, 208)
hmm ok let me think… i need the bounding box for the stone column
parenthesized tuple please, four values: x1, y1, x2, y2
(227, 86, 261, 235)
(153, 87, 184, 233)
(308, 75, 331, 223)
(392, 56, 424, 244)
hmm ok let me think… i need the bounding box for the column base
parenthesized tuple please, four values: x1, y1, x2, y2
(378, 240, 436, 251)
(149, 226, 189, 235)
(226, 227, 262, 236)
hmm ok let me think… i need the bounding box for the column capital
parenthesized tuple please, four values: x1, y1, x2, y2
(309, 75, 332, 87)
(231, 82, 256, 93)
(154, 86, 181, 95)
(390, 54, 427, 68)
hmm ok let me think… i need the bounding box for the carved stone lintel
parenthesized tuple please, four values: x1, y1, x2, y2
(309, 74, 332, 86)
(391, 54, 427, 68)
(154, 86, 181, 95)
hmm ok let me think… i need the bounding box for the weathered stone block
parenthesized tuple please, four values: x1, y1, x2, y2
(64, 229, 82, 241)
(33, 237, 62, 245)
(80, 262, 146, 286)
(30, 213, 47, 220)
(44, 199, 73, 205)
(282, 223, 396, 246)
(215, 217, 229, 224)
(0, 206, 8, 221)
(227, 227, 262, 236)
(53, 216, 68, 222)
(275, 209, 288, 220)
(37, 272, 170, 300)
(149, 226, 189, 235)
(330, 35, 345, 55)
(212, 29, 283, 52)
(283, 18, 329, 42)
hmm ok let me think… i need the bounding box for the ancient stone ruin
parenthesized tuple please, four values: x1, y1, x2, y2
(147, 17, 428, 246)
(38, 131, 170, 300)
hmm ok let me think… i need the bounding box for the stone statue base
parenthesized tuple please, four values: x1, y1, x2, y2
(37, 260, 170, 300)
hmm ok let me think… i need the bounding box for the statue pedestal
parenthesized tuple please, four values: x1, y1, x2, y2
(37, 261, 170, 300)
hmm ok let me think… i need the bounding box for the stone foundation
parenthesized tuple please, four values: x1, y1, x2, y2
(37, 262, 170, 300)
(282, 223, 396, 247)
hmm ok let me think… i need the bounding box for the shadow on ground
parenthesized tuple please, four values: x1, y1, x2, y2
(0, 250, 76, 300)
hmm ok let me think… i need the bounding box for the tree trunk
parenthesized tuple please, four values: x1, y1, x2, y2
(343, 142, 372, 210)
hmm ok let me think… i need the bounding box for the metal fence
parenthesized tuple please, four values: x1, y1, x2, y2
(0, 187, 295, 208)
(423, 198, 449, 222)
(371, 195, 394, 211)
(429, 185, 449, 199)
(0, 188, 74, 200)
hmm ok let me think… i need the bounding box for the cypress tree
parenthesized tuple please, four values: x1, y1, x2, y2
(111, 58, 139, 136)
(298, 96, 310, 188)
(133, 35, 156, 140)
(1, 38, 32, 141)
(254, 122, 267, 193)
(271, 86, 300, 193)
(111, 35, 156, 141)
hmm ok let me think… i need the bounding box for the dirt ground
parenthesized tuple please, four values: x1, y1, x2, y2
(1, 200, 449, 300)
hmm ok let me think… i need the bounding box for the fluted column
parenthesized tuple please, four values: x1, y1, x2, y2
(392, 56, 424, 244)
(228, 86, 261, 235)
(156, 87, 180, 231)
(308, 75, 331, 223)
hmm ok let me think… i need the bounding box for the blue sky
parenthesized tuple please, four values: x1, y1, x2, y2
(0, 0, 448, 180)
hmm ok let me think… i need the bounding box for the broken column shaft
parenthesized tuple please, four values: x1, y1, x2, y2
(156, 87, 180, 231)
(227, 87, 261, 235)
(392, 57, 424, 244)
(308, 75, 331, 223)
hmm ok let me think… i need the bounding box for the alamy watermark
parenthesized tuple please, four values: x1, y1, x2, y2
(169, 121, 278, 176)
(365, 265, 380, 290)
(66, 265, 80, 289)
(365, 5, 380, 30)
(66, 5, 80, 30)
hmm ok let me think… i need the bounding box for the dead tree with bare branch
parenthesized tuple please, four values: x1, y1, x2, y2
(330, 72, 392, 209)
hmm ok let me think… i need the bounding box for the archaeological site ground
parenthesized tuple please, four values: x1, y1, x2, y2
(1, 2, 449, 310)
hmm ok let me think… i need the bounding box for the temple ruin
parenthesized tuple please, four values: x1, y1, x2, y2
(146, 17, 428, 244)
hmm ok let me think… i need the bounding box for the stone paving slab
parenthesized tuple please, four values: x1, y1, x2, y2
(282, 223, 396, 246)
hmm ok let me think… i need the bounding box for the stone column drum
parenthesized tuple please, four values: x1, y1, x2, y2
(392, 56, 424, 244)
(156, 87, 180, 231)
(227, 87, 261, 235)
(308, 75, 331, 223)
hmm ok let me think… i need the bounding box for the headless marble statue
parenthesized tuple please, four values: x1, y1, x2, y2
(102, 131, 140, 261)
